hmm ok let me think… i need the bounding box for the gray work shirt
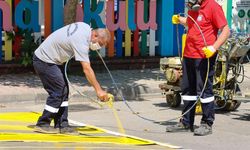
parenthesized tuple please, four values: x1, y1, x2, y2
(35, 22, 91, 65)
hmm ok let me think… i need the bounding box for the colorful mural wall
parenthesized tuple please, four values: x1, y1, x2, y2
(0, 0, 237, 63)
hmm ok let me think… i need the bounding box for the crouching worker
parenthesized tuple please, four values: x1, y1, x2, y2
(33, 22, 111, 134)
(166, 0, 230, 136)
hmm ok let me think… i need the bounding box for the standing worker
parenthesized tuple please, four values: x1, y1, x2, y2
(33, 22, 111, 134)
(166, 0, 230, 136)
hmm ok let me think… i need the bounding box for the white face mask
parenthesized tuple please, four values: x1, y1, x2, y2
(90, 42, 102, 50)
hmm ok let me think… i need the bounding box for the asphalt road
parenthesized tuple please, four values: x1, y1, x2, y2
(0, 64, 249, 150)
(0, 94, 249, 150)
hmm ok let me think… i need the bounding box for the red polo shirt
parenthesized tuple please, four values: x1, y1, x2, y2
(184, 0, 228, 58)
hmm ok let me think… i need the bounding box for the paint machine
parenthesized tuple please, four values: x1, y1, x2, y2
(213, 35, 250, 110)
(159, 57, 182, 108)
(159, 35, 250, 111)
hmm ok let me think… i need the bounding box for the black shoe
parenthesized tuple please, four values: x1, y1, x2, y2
(194, 123, 212, 136)
(34, 125, 59, 134)
(60, 126, 79, 135)
(166, 122, 193, 132)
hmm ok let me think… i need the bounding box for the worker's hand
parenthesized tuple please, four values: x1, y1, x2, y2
(172, 15, 180, 24)
(97, 90, 109, 102)
(106, 93, 114, 108)
(202, 46, 217, 58)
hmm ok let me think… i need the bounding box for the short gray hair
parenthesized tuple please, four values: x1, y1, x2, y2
(95, 28, 111, 44)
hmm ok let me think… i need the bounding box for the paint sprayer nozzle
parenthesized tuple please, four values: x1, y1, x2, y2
(106, 93, 114, 108)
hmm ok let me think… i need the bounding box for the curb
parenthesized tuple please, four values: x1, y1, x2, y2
(0, 88, 164, 104)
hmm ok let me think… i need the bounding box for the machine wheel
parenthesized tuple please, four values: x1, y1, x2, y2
(224, 100, 241, 111)
(166, 93, 181, 108)
(215, 99, 241, 111)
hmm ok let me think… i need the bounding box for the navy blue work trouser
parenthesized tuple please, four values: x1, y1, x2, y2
(181, 56, 216, 127)
(33, 54, 69, 128)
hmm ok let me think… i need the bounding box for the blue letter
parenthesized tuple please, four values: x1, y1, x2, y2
(83, 0, 105, 28)
(15, 0, 40, 32)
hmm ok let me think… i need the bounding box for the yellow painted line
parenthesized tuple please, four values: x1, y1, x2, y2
(0, 112, 152, 145)
(0, 125, 33, 131)
(0, 125, 104, 134)
(70, 120, 182, 149)
(0, 146, 159, 150)
(0, 112, 40, 123)
(0, 133, 153, 145)
(105, 96, 126, 134)
(77, 126, 105, 134)
(0, 112, 181, 149)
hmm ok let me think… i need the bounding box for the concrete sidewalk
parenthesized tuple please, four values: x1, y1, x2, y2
(0, 69, 166, 103)
(1, 63, 250, 104)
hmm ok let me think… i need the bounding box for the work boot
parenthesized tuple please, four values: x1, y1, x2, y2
(166, 122, 194, 132)
(194, 123, 212, 136)
(34, 125, 59, 134)
(60, 126, 79, 135)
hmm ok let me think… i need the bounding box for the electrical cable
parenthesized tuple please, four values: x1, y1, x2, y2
(213, 94, 227, 110)
(95, 51, 156, 122)
(176, 23, 183, 63)
(64, 55, 105, 108)
(164, 13, 210, 122)
(92, 13, 211, 123)
(236, 64, 244, 83)
(64, 13, 212, 124)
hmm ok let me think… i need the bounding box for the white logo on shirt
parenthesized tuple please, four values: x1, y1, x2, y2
(197, 15, 203, 22)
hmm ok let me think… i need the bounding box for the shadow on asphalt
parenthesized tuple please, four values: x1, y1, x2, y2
(153, 102, 168, 107)
(153, 103, 183, 111)
(0, 68, 165, 102)
(69, 104, 98, 112)
(231, 113, 250, 121)
(0, 73, 43, 88)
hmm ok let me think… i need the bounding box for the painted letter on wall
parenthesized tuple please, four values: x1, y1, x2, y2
(15, 0, 40, 32)
(106, 1, 126, 31)
(137, 0, 157, 30)
(0, 1, 12, 31)
(83, 0, 105, 28)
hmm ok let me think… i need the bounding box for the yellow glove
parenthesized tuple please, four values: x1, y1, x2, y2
(202, 46, 216, 58)
(172, 15, 180, 24)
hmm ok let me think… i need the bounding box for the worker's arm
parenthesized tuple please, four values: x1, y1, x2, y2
(203, 25, 230, 58)
(80, 61, 108, 101)
(179, 16, 187, 26)
(213, 25, 230, 50)
(172, 15, 187, 26)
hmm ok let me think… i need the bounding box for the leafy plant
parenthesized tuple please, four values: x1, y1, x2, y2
(6, 31, 15, 41)
(5, 28, 39, 66)
(19, 28, 39, 66)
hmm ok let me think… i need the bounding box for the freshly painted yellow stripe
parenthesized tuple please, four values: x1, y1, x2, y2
(105, 97, 126, 134)
(77, 126, 105, 134)
(0, 112, 40, 123)
(0, 125, 104, 134)
(0, 112, 179, 148)
(0, 133, 154, 145)
(0, 125, 33, 131)
(0, 112, 151, 145)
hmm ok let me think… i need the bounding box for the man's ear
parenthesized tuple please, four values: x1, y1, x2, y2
(91, 31, 97, 42)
